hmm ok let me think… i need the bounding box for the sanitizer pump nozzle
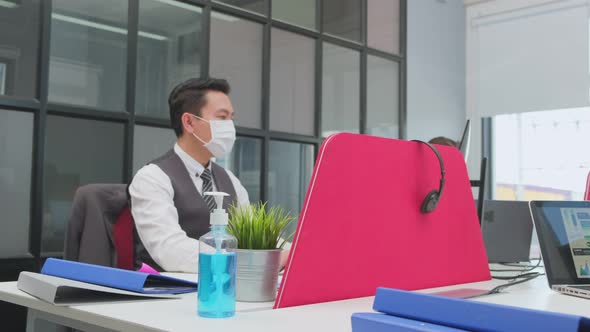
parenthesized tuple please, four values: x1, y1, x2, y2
(203, 191, 229, 226)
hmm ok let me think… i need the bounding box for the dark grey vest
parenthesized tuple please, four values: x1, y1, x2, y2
(134, 149, 237, 271)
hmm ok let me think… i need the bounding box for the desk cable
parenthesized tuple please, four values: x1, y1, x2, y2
(467, 257, 545, 298)
(485, 272, 545, 296)
(468, 272, 544, 299)
(489, 257, 543, 273)
(491, 271, 541, 280)
(499, 260, 544, 269)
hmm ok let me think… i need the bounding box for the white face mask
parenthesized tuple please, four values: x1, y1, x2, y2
(190, 114, 236, 157)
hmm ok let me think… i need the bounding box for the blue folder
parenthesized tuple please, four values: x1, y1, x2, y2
(352, 313, 469, 332)
(373, 287, 590, 332)
(41, 258, 198, 294)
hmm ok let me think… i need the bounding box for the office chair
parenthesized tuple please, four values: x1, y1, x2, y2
(471, 157, 487, 225)
(64, 184, 134, 270)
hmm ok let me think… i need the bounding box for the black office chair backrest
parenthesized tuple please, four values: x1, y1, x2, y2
(470, 157, 488, 225)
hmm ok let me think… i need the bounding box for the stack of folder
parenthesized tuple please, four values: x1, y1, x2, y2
(17, 258, 198, 305)
(352, 288, 590, 332)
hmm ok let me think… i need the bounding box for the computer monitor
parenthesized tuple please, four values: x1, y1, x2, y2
(457, 119, 471, 162)
(480, 200, 533, 263)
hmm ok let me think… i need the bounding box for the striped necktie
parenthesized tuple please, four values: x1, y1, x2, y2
(199, 168, 217, 212)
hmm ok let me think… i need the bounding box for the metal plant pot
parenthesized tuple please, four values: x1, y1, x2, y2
(235, 249, 282, 302)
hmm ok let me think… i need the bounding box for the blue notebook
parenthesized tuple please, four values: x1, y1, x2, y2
(41, 258, 198, 294)
(373, 288, 590, 332)
(352, 313, 469, 332)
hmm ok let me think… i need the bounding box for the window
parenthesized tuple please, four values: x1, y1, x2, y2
(0, 63, 5, 95)
(270, 28, 315, 135)
(0, 110, 33, 257)
(0, 0, 40, 99)
(268, 141, 314, 235)
(367, 55, 399, 138)
(0, 0, 407, 281)
(321, 42, 360, 137)
(43, 116, 125, 253)
(214, 0, 266, 15)
(272, 0, 316, 30)
(49, 0, 128, 111)
(322, 0, 362, 42)
(493, 109, 590, 201)
(367, 0, 400, 54)
(210, 12, 263, 129)
(216, 137, 262, 203)
(135, 0, 202, 119)
(133, 125, 176, 174)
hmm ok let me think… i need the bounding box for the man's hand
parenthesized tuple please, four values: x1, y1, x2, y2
(279, 249, 290, 270)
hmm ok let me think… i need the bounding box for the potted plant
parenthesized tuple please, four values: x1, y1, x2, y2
(227, 202, 293, 302)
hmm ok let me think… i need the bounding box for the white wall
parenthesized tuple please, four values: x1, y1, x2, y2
(406, 0, 466, 143)
(465, 0, 589, 176)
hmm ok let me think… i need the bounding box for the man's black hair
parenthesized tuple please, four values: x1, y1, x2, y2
(168, 78, 231, 137)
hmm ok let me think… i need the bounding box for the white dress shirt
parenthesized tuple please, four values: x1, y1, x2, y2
(129, 144, 250, 273)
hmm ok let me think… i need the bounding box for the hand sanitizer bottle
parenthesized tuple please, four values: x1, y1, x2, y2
(198, 192, 237, 318)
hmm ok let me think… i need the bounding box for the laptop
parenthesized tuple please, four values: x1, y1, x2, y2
(530, 200, 590, 299)
(480, 200, 533, 263)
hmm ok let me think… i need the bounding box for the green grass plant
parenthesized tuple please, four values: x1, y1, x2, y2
(227, 202, 294, 250)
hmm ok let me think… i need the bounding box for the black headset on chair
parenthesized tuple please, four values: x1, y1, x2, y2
(411, 140, 446, 214)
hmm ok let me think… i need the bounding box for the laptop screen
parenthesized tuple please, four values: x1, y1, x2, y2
(530, 201, 590, 286)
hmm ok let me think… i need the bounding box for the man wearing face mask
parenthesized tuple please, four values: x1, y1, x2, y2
(128, 78, 249, 273)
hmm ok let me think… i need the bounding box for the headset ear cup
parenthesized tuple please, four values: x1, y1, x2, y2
(421, 190, 440, 214)
(412, 140, 445, 214)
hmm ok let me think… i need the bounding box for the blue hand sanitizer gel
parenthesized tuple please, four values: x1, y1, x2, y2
(198, 192, 237, 318)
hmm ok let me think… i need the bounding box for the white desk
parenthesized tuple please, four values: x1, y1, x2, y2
(1, 268, 589, 332)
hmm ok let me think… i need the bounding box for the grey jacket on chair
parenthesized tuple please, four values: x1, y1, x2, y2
(64, 184, 128, 267)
